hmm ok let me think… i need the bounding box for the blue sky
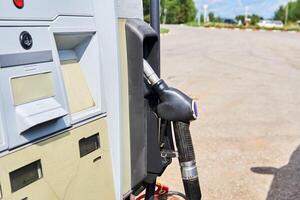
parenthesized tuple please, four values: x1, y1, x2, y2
(194, 0, 288, 19)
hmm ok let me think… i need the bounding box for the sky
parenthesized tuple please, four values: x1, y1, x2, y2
(194, 0, 288, 19)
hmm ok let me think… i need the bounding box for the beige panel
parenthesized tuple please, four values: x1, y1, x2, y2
(61, 60, 95, 114)
(11, 72, 54, 105)
(118, 18, 132, 195)
(0, 119, 115, 200)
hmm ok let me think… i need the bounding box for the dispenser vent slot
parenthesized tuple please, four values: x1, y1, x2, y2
(9, 160, 43, 192)
(79, 133, 100, 157)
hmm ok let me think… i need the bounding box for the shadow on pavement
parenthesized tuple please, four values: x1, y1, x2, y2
(251, 145, 300, 200)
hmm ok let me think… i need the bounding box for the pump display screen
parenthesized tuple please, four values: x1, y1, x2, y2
(11, 72, 55, 105)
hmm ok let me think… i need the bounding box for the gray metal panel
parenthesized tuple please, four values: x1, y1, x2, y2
(117, 0, 143, 19)
(54, 33, 94, 50)
(0, 27, 53, 55)
(52, 31, 104, 124)
(0, 61, 71, 149)
(0, 51, 53, 67)
(0, 1, 122, 198)
(92, 0, 122, 198)
(0, 0, 93, 21)
(0, 27, 71, 150)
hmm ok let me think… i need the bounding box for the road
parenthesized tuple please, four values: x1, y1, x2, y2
(159, 25, 300, 200)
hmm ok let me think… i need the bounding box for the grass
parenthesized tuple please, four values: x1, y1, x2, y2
(185, 22, 300, 32)
(160, 27, 170, 34)
(186, 21, 201, 27)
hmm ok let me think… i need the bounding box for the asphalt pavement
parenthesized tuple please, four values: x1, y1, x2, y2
(159, 25, 300, 200)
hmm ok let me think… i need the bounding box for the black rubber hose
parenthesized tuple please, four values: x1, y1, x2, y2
(145, 181, 156, 200)
(183, 179, 201, 200)
(173, 122, 202, 200)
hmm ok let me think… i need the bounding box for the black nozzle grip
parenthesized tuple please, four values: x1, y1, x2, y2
(153, 80, 196, 123)
(173, 122, 195, 162)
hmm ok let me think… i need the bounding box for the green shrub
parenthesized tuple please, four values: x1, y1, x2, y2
(185, 22, 300, 32)
(160, 27, 170, 34)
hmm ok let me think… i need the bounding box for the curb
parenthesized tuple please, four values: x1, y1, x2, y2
(199, 26, 300, 34)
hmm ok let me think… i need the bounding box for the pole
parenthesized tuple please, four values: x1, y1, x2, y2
(285, 0, 289, 25)
(194, 0, 200, 25)
(150, 0, 160, 35)
(245, 6, 248, 25)
(150, 0, 160, 73)
(203, 5, 208, 23)
(163, 8, 167, 24)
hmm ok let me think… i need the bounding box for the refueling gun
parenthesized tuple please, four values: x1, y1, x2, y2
(143, 60, 202, 200)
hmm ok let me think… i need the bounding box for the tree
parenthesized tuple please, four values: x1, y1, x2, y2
(274, 0, 300, 23)
(200, 14, 204, 23)
(208, 12, 214, 22)
(250, 14, 263, 25)
(143, 0, 150, 22)
(208, 12, 221, 23)
(144, 0, 196, 24)
(288, 0, 300, 22)
(177, 0, 197, 23)
(274, 5, 285, 22)
(235, 14, 263, 25)
(235, 15, 245, 24)
(161, 0, 181, 24)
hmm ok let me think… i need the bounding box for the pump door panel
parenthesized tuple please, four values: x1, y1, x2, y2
(0, 0, 93, 21)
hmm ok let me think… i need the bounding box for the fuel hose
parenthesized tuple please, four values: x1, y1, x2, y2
(173, 122, 201, 200)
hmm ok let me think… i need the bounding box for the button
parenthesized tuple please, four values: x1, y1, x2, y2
(19, 31, 33, 50)
(13, 0, 24, 9)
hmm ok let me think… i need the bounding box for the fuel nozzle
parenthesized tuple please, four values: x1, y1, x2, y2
(144, 59, 202, 200)
(143, 60, 198, 123)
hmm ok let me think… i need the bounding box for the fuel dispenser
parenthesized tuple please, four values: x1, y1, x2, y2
(118, 1, 202, 199)
(0, 0, 201, 199)
(0, 0, 118, 199)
